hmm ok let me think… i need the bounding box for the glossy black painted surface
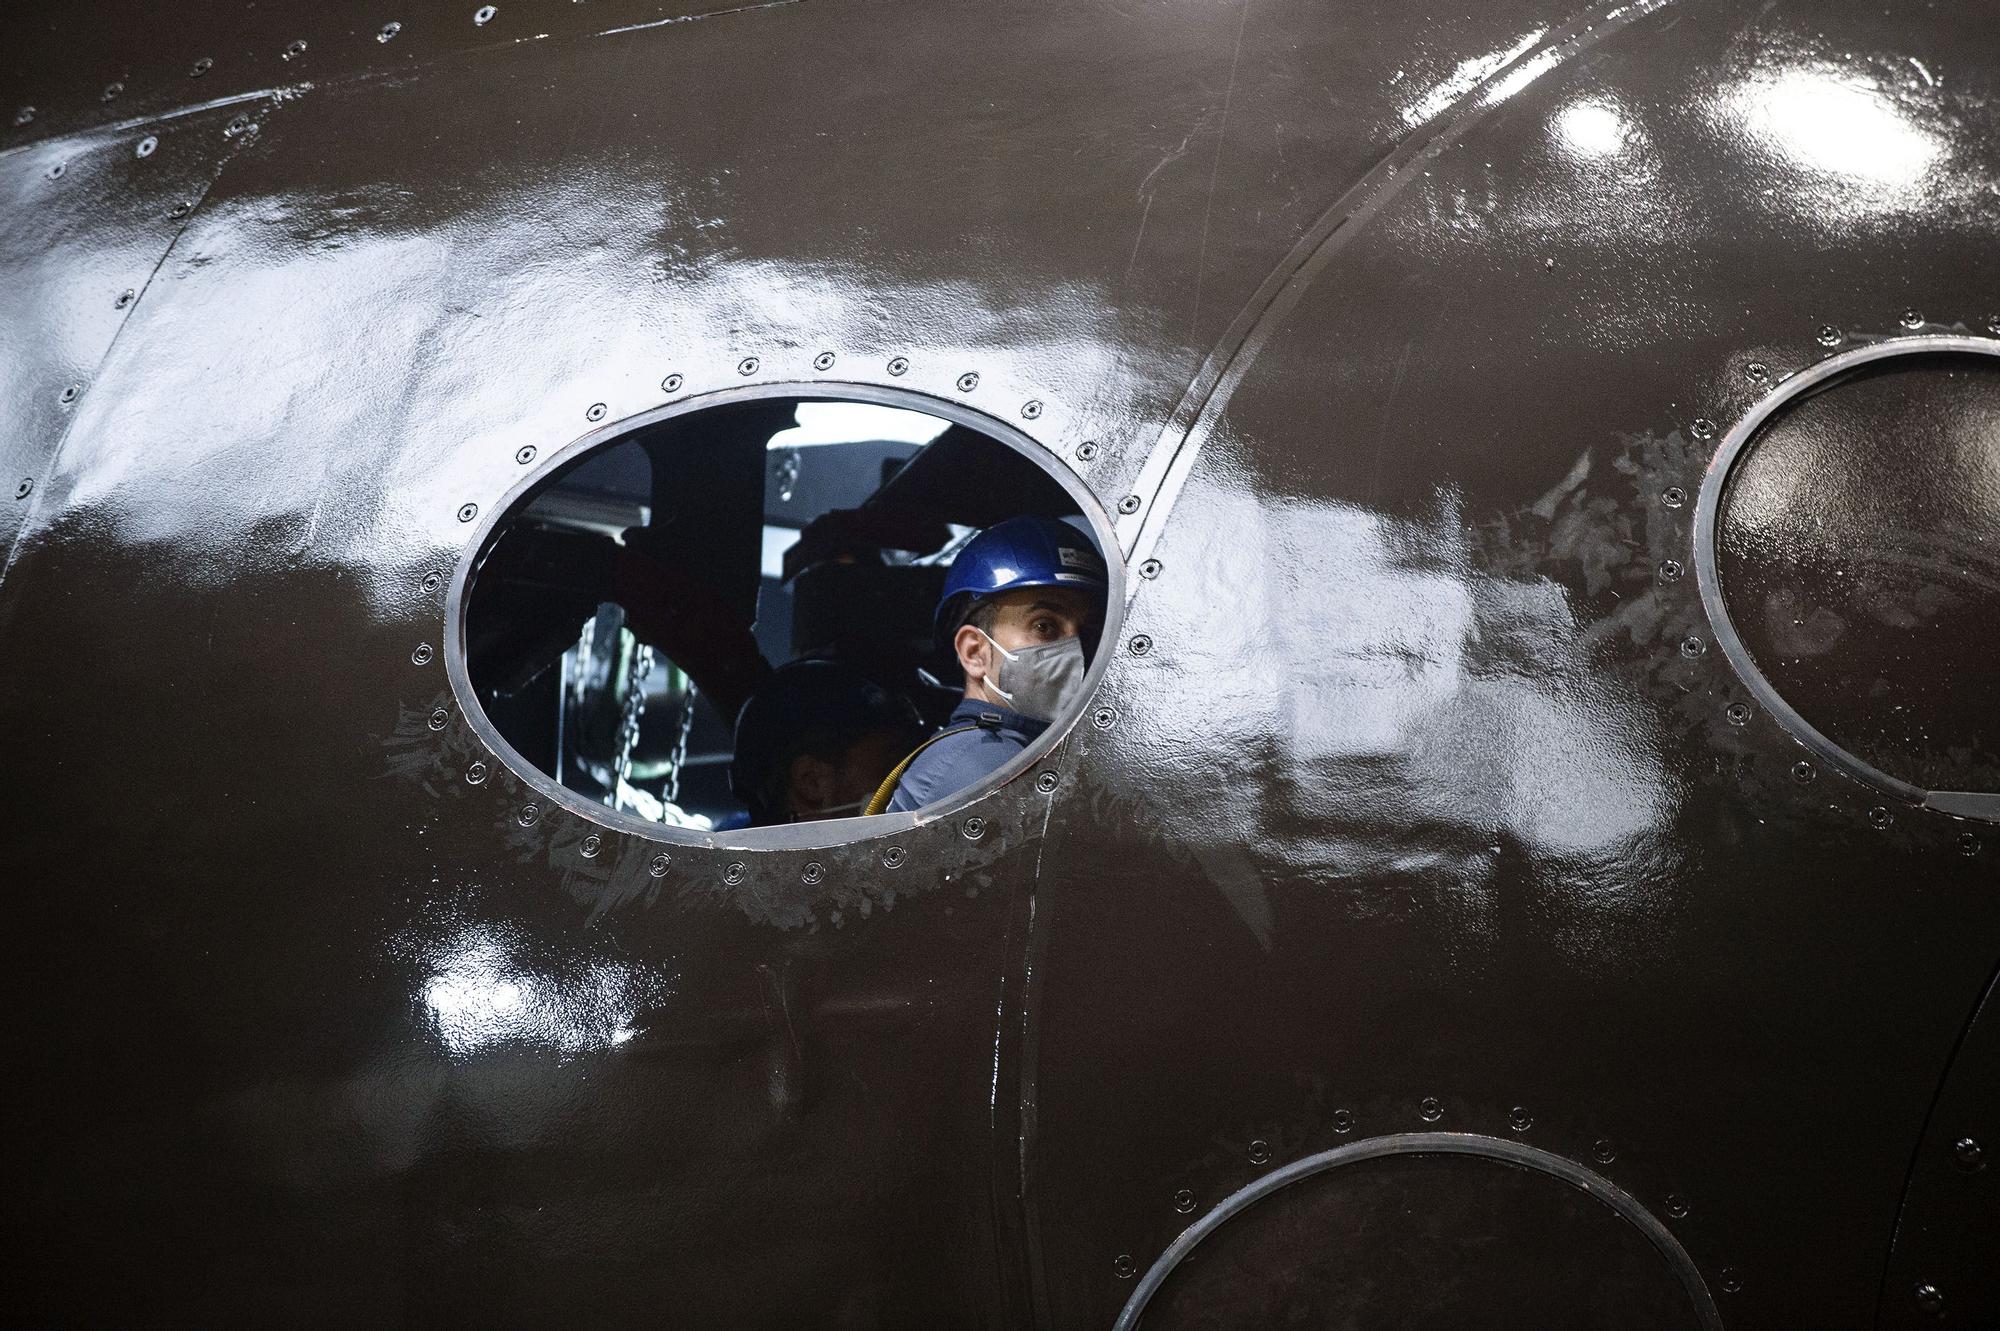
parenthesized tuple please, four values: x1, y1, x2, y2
(3, 0, 1996, 1325)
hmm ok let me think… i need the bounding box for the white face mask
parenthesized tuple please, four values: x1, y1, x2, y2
(977, 629, 1088, 723)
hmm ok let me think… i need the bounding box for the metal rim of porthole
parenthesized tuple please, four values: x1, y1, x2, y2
(442, 378, 1127, 853)
(1692, 334, 2000, 824)
(1113, 1132, 1723, 1331)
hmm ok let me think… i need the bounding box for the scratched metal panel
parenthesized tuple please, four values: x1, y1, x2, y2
(1, 0, 1996, 1325)
(0, 100, 255, 575)
(1031, 0, 2000, 1326)
(0, 0, 764, 148)
(0, 0, 1565, 1323)
(1880, 962, 2000, 1326)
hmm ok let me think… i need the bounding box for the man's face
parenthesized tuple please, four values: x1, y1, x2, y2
(955, 585, 1102, 701)
(784, 725, 912, 821)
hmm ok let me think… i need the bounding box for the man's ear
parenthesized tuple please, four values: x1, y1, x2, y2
(786, 753, 835, 818)
(954, 623, 990, 685)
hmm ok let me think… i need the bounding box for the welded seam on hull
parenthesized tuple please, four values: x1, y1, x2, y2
(1872, 955, 2000, 1323)
(1118, 0, 1680, 574)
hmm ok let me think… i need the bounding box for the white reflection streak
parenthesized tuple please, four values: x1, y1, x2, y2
(1401, 30, 1546, 127)
(1740, 68, 1940, 185)
(420, 926, 666, 1057)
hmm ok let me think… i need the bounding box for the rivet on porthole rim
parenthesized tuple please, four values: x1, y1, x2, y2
(813, 351, 836, 371)
(1418, 1096, 1443, 1122)
(1719, 1268, 1743, 1295)
(1664, 1193, 1690, 1220)
(411, 642, 434, 665)
(14, 478, 34, 500)
(1113, 1254, 1136, 1280)
(101, 82, 124, 102)
(586, 401, 607, 422)
(1661, 485, 1687, 509)
(801, 861, 823, 884)
(190, 58, 213, 77)
(46, 162, 65, 180)
(1593, 1138, 1616, 1163)
(1791, 759, 1816, 784)
(1725, 702, 1751, 727)
(961, 816, 985, 841)
(1091, 706, 1116, 729)
(1247, 1139, 1272, 1164)
(1116, 494, 1141, 514)
(58, 383, 81, 404)
(517, 801, 540, 826)
(1139, 558, 1162, 579)
(661, 373, 684, 393)
(13, 106, 36, 126)
(1900, 308, 1924, 329)
(881, 846, 906, 868)
(1035, 770, 1059, 793)
(1962, 834, 1982, 857)
(457, 502, 479, 523)
(1678, 634, 1705, 658)
(421, 570, 443, 593)
(1658, 559, 1683, 582)
(1331, 1109, 1354, 1133)
(886, 356, 909, 376)
(1021, 399, 1043, 419)
(1816, 324, 1843, 347)
(580, 833, 602, 858)
(427, 708, 449, 731)
(1128, 634, 1152, 656)
(282, 39, 307, 60)
(1074, 441, 1100, 461)
(1172, 1189, 1195, 1214)
(378, 21, 402, 41)
(466, 761, 488, 785)
(1508, 1105, 1533, 1132)
(1690, 418, 1716, 441)
(648, 852, 671, 878)
(1745, 361, 1770, 383)
(723, 861, 746, 884)
(474, 5, 497, 24)
(956, 371, 979, 392)
(136, 136, 157, 158)
(737, 356, 759, 376)
(515, 445, 537, 465)
(1867, 806, 1893, 830)
(169, 201, 191, 218)
(115, 288, 136, 308)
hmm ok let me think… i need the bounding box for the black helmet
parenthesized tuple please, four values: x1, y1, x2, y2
(730, 660, 922, 822)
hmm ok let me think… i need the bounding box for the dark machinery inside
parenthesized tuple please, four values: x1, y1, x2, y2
(463, 398, 1087, 826)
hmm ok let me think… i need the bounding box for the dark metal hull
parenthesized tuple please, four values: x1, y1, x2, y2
(4, 1, 1996, 1324)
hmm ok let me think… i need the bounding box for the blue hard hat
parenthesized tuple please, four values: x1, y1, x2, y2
(934, 515, 1109, 644)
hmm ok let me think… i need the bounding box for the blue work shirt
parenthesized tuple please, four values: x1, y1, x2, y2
(886, 699, 1049, 813)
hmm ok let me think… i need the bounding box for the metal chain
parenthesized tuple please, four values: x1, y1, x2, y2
(663, 678, 697, 807)
(614, 639, 654, 792)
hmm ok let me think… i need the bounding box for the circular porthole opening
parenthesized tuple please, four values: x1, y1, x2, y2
(1707, 345, 2000, 814)
(456, 392, 1116, 836)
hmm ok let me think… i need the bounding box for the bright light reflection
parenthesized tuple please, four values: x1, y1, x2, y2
(1401, 30, 1546, 127)
(767, 402, 952, 450)
(1739, 68, 1940, 185)
(419, 925, 671, 1058)
(1555, 99, 1628, 158)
